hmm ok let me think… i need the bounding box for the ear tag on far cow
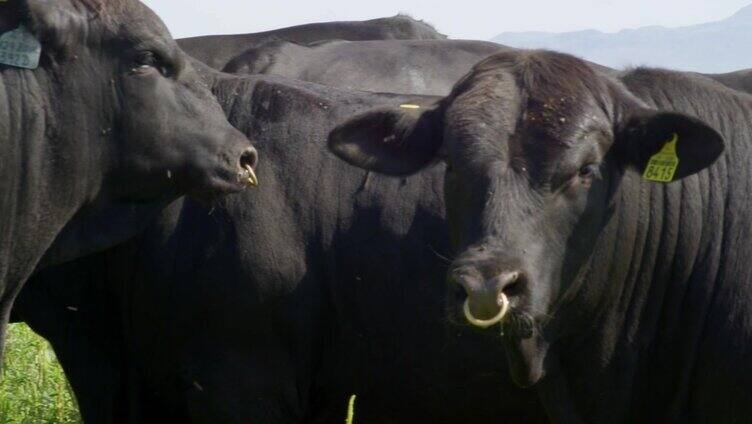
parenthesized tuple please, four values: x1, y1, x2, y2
(643, 133, 679, 183)
(0, 26, 42, 70)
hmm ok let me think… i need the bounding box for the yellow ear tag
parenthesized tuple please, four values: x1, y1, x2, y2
(399, 104, 421, 109)
(643, 133, 679, 182)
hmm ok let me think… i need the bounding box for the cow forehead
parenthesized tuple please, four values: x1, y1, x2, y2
(519, 92, 604, 147)
(444, 70, 521, 147)
(89, 0, 174, 44)
(122, 3, 172, 37)
(445, 55, 609, 159)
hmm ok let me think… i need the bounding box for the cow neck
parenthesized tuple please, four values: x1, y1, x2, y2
(0, 66, 105, 287)
(554, 158, 730, 420)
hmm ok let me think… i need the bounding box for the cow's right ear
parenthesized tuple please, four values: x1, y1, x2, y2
(328, 104, 444, 176)
(21, 0, 93, 53)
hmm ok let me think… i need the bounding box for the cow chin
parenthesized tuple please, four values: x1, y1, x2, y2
(502, 323, 549, 388)
(178, 158, 256, 200)
(195, 170, 248, 196)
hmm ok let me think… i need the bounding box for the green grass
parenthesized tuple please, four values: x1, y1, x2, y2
(0, 325, 356, 423)
(0, 323, 81, 424)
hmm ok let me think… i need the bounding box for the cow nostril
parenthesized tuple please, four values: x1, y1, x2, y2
(238, 147, 259, 187)
(450, 280, 466, 300)
(239, 147, 258, 171)
(503, 280, 522, 296)
(497, 270, 526, 298)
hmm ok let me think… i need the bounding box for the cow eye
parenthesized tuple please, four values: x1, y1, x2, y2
(578, 163, 599, 178)
(131, 51, 171, 76)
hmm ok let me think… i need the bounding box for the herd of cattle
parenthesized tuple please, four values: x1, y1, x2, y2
(3, 0, 752, 422)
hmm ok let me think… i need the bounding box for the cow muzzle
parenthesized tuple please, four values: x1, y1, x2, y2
(452, 268, 524, 329)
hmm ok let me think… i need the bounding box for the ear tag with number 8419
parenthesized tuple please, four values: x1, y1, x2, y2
(643, 133, 679, 183)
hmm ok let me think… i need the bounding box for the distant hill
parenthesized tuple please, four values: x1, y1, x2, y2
(491, 4, 752, 73)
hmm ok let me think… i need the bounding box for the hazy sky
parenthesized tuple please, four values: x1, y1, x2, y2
(143, 0, 751, 40)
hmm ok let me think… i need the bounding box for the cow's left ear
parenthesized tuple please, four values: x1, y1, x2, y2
(22, 0, 93, 53)
(617, 110, 724, 182)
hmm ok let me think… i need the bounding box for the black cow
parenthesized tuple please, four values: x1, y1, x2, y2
(223, 39, 508, 94)
(329, 50, 752, 421)
(16, 72, 547, 423)
(0, 0, 256, 364)
(177, 15, 446, 70)
(220, 34, 752, 99)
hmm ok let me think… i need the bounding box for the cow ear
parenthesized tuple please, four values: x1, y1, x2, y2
(22, 0, 92, 53)
(617, 110, 724, 182)
(328, 104, 444, 176)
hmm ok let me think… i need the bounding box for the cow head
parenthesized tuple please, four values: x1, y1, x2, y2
(4, 0, 257, 200)
(328, 51, 723, 387)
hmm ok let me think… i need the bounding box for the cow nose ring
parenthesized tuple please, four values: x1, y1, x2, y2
(463, 292, 510, 329)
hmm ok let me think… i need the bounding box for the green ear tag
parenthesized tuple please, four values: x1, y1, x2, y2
(0, 26, 42, 69)
(643, 133, 679, 182)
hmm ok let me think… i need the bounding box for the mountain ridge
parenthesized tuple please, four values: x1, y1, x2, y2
(491, 4, 752, 72)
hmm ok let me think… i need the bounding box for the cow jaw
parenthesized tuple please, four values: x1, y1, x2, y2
(503, 330, 549, 388)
